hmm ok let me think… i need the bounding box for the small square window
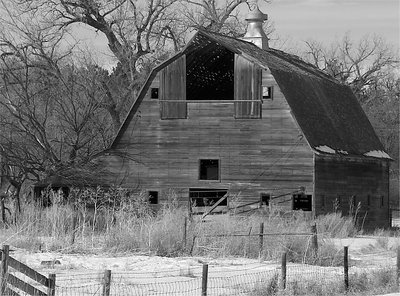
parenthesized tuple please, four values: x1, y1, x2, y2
(260, 193, 270, 206)
(150, 88, 159, 99)
(199, 159, 219, 180)
(262, 86, 273, 99)
(148, 191, 158, 204)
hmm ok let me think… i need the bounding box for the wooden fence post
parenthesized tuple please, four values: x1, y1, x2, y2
(183, 217, 187, 250)
(1, 245, 9, 295)
(311, 223, 318, 257)
(280, 252, 287, 291)
(397, 246, 400, 289)
(201, 264, 208, 296)
(47, 273, 56, 296)
(259, 222, 264, 258)
(102, 269, 111, 296)
(344, 246, 349, 291)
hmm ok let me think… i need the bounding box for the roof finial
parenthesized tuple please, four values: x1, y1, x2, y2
(242, 5, 269, 49)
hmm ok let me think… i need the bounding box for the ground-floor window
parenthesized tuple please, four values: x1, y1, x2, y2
(292, 194, 312, 211)
(189, 188, 227, 207)
(148, 191, 159, 204)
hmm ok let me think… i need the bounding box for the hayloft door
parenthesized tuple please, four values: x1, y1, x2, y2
(160, 55, 187, 119)
(234, 55, 262, 118)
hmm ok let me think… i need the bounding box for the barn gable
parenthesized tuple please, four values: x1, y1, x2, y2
(111, 30, 389, 161)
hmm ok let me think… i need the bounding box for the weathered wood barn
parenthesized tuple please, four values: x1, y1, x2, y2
(101, 8, 391, 228)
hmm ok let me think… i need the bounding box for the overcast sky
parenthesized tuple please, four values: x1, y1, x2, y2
(266, 0, 399, 49)
(74, 0, 399, 69)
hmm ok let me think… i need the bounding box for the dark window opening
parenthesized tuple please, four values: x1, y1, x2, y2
(150, 88, 159, 99)
(189, 188, 227, 207)
(367, 195, 371, 207)
(186, 44, 234, 101)
(381, 195, 384, 208)
(199, 159, 219, 180)
(260, 193, 270, 206)
(321, 195, 325, 209)
(292, 194, 312, 211)
(148, 191, 159, 204)
(262, 86, 273, 99)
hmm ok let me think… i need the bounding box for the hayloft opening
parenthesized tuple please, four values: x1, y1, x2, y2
(186, 42, 234, 101)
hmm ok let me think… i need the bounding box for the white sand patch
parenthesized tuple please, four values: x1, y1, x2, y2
(364, 150, 391, 159)
(314, 145, 336, 154)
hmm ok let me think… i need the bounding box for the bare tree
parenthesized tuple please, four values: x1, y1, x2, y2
(0, 16, 114, 213)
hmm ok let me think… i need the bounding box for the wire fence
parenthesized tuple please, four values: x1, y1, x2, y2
(1, 239, 399, 296)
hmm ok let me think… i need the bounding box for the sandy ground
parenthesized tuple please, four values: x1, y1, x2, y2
(4, 236, 400, 295)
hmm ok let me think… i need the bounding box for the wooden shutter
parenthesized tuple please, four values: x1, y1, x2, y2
(160, 55, 187, 119)
(234, 55, 262, 118)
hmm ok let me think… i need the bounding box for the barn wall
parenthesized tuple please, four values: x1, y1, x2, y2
(314, 155, 390, 229)
(104, 61, 314, 209)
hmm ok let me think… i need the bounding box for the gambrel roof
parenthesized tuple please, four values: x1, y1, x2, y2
(111, 30, 390, 160)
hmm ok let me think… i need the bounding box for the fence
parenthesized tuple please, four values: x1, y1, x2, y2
(0, 245, 55, 296)
(0, 241, 398, 295)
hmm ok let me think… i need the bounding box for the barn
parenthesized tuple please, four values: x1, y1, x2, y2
(100, 8, 391, 229)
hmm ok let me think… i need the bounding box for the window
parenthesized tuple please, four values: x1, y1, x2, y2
(262, 86, 273, 99)
(292, 194, 312, 211)
(150, 88, 159, 99)
(381, 195, 384, 208)
(199, 159, 219, 180)
(189, 189, 227, 207)
(148, 191, 158, 204)
(367, 195, 371, 207)
(260, 193, 270, 206)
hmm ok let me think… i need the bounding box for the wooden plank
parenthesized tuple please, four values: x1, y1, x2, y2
(201, 195, 228, 219)
(7, 274, 47, 296)
(8, 257, 48, 287)
(160, 55, 187, 119)
(5, 287, 21, 296)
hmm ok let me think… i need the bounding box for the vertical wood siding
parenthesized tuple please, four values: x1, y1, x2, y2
(160, 55, 187, 119)
(234, 55, 262, 118)
(314, 155, 390, 229)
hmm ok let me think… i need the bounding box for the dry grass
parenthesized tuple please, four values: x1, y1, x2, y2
(0, 188, 357, 263)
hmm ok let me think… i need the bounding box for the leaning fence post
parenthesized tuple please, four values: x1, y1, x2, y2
(0, 245, 9, 295)
(47, 273, 56, 296)
(397, 247, 400, 289)
(280, 252, 287, 290)
(344, 246, 349, 291)
(202, 264, 208, 296)
(311, 223, 318, 257)
(102, 270, 111, 296)
(259, 222, 264, 258)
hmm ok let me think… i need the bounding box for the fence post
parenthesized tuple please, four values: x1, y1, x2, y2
(259, 222, 264, 258)
(344, 246, 349, 291)
(102, 270, 111, 296)
(201, 264, 208, 296)
(280, 252, 287, 291)
(47, 273, 56, 296)
(0, 245, 9, 295)
(397, 246, 400, 289)
(311, 223, 318, 257)
(183, 217, 187, 250)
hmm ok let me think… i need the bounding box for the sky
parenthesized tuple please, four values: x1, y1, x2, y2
(74, 0, 400, 69)
(265, 0, 399, 50)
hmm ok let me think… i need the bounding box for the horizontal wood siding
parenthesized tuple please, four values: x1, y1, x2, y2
(103, 66, 314, 209)
(314, 155, 390, 229)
